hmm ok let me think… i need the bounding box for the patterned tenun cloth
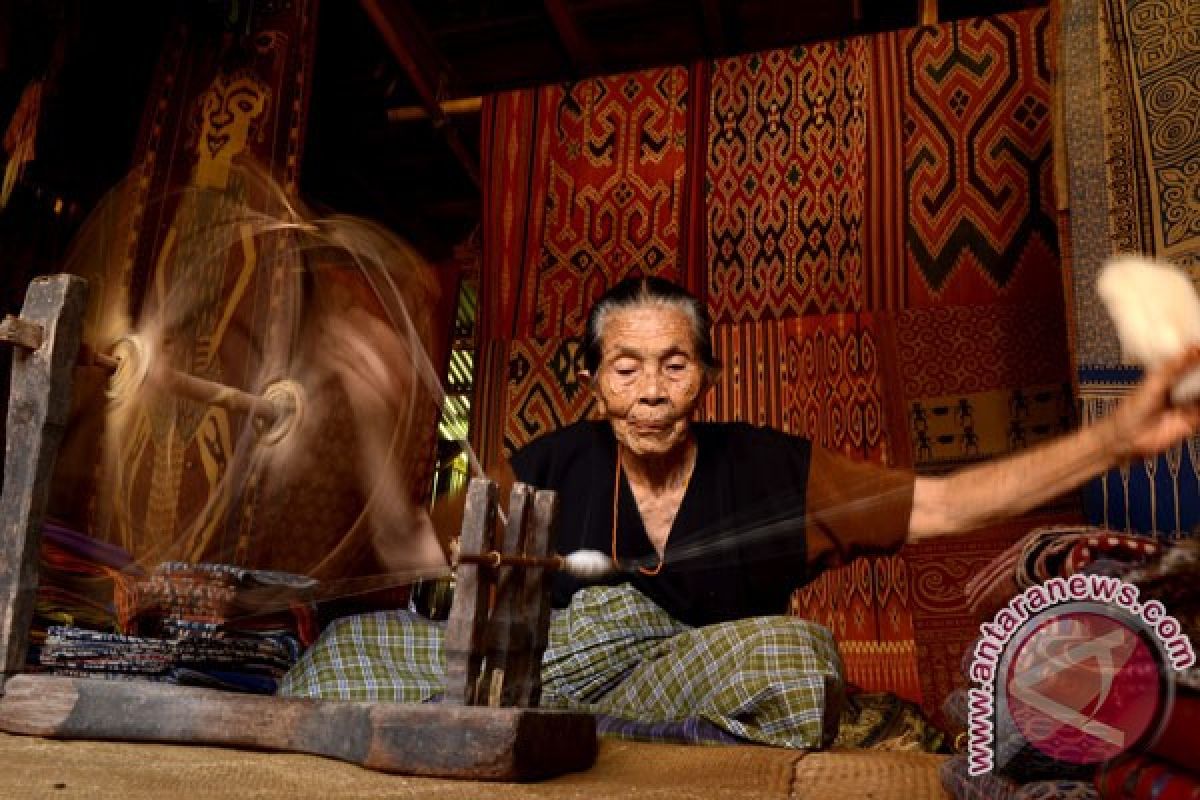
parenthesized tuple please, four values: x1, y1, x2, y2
(279, 584, 846, 749)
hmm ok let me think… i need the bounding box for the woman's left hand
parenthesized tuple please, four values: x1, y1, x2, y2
(1105, 346, 1200, 462)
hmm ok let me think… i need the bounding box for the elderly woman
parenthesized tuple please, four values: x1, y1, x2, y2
(282, 276, 1200, 748)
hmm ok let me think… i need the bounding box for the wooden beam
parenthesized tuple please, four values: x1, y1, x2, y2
(699, 0, 726, 54)
(0, 275, 87, 685)
(542, 0, 600, 76)
(919, 0, 939, 26)
(0, 675, 597, 780)
(359, 0, 481, 187)
(387, 96, 482, 124)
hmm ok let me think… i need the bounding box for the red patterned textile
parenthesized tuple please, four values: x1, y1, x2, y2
(503, 337, 596, 456)
(781, 314, 892, 464)
(701, 319, 789, 430)
(481, 68, 690, 342)
(888, 297, 1076, 470)
(865, 32, 907, 312)
(899, 12, 1061, 307)
(895, 304, 1071, 400)
(904, 512, 1082, 730)
(790, 554, 920, 700)
(480, 89, 543, 341)
(707, 40, 869, 323)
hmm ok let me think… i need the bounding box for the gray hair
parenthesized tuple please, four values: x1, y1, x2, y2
(582, 276, 720, 379)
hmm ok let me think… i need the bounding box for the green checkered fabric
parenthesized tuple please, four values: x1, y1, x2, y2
(278, 584, 845, 748)
(279, 610, 445, 702)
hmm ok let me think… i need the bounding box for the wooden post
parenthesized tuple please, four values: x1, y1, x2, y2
(483, 484, 534, 705)
(919, 0, 939, 26)
(443, 477, 497, 704)
(0, 274, 87, 686)
(508, 489, 560, 707)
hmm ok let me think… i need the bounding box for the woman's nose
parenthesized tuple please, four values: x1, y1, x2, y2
(636, 372, 667, 404)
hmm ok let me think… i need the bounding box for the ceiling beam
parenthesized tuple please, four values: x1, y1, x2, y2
(359, 0, 480, 187)
(699, 0, 726, 54)
(919, 0, 939, 25)
(542, 0, 600, 76)
(387, 96, 482, 124)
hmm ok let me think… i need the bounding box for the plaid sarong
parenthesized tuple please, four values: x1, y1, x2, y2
(279, 584, 845, 748)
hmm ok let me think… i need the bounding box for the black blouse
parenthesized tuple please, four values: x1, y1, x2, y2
(510, 420, 813, 626)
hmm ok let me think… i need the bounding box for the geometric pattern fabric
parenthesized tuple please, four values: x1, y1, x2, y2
(1063, 0, 1200, 534)
(706, 40, 869, 323)
(900, 13, 1061, 307)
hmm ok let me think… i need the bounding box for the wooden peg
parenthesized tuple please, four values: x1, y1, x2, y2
(0, 314, 44, 351)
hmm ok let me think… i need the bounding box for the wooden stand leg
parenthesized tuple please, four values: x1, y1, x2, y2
(511, 489, 560, 707)
(0, 275, 88, 687)
(483, 484, 534, 705)
(443, 477, 497, 705)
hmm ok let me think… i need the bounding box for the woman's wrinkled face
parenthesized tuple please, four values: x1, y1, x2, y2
(586, 304, 708, 459)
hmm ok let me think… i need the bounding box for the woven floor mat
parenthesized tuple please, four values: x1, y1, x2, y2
(790, 750, 951, 800)
(0, 732, 947, 799)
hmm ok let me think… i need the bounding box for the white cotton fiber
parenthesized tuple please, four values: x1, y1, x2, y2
(1097, 255, 1200, 404)
(562, 550, 617, 581)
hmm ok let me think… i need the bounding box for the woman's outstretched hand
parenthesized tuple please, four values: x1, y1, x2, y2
(1104, 346, 1200, 463)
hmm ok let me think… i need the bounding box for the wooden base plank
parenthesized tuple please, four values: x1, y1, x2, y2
(0, 675, 596, 781)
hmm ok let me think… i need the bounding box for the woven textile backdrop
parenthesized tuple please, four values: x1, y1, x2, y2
(1063, 0, 1200, 536)
(49, 4, 441, 588)
(477, 9, 1072, 711)
(48, 5, 322, 571)
(476, 69, 694, 466)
